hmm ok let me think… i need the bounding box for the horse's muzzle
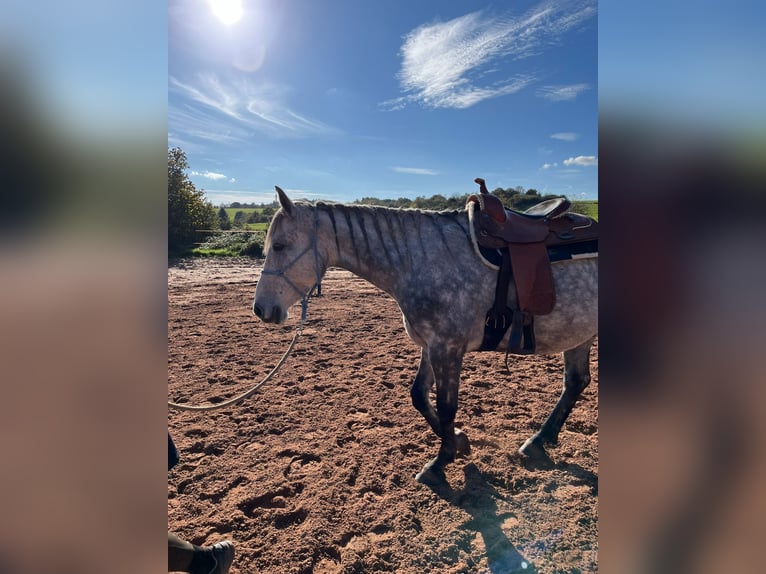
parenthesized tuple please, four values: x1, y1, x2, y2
(252, 303, 284, 324)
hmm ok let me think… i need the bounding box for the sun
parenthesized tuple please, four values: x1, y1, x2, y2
(210, 0, 243, 26)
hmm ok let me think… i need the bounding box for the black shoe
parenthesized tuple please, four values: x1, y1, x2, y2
(207, 540, 235, 574)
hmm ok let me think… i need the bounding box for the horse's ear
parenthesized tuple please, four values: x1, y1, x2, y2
(275, 186, 294, 216)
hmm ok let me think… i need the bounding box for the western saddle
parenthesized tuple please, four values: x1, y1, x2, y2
(467, 178, 598, 354)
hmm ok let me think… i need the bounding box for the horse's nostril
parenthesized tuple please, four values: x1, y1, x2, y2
(252, 303, 264, 318)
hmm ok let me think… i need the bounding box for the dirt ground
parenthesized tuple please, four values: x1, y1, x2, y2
(168, 257, 598, 574)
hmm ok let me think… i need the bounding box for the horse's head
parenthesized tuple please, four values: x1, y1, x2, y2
(253, 187, 322, 324)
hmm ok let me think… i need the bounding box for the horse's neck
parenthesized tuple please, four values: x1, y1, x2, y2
(320, 204, 401, 295)
(321, 205, 463, 297)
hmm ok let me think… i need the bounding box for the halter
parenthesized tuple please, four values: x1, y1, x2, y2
(259, 205, 323, 314)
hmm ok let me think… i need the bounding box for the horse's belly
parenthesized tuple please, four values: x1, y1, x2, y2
(524, 258, 597, 354)
(469, 257, 598, 355)
(402, 257, 597, 355)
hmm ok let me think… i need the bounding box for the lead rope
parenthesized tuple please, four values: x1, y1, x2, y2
(168, 295, 310, 412)
(168, 296, 314, 411)
(169, 206, 323, 413)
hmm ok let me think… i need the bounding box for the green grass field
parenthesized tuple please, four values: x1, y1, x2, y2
(569, 200, 598, 221)
(223, 207, 271, 231)
(224, 207, 261, 220)
(190, 247, 241, 257)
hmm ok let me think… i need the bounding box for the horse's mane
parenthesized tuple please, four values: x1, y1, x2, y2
(295, 199, 463, 218)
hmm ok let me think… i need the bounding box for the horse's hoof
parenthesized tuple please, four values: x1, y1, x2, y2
(519, 437, 548, 460)
(415, 459, 446, 486)
(454, 429, 471, 457)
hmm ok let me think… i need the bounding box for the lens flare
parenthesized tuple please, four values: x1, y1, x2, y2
(210, 0, 243, 26)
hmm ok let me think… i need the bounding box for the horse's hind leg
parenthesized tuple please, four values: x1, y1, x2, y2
(520, 337, 594, 459)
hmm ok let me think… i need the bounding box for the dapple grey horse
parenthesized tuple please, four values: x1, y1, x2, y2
(253, 187, 597, 485)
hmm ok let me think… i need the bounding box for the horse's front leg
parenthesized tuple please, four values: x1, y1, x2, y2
(411, 349, 471, 449)
(410, 349, 441, 436)
(520, 337, 594, 459)
(415, 348, 465, 485)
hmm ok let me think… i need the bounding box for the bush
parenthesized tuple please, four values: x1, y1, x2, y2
(193, 231, 264, 257)
(239, 236, 264, 257)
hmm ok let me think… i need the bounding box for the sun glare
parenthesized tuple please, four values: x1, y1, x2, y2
(210, 0, 243, 26)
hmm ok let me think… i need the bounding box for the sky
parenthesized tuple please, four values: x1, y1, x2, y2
(599, 0, 766, 131)
(169, 0, 598, 205)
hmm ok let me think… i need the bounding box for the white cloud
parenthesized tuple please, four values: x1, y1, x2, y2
(385, 0, 596, 110)
(191, 170, 227, 181)
(550, 132, 579, 141)
(392, 166, 439, 176)
(168, 105, 251, 146)
(537, 83, 590, 101)
(563, 155, 597, 166)
(229, 177, 236, 183)
(169, 73, 338, 140)
(542, 162, 558, 169)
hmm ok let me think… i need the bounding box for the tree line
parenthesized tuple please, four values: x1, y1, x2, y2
(352, 186, 563, 212)
(168, 147, 275, 253)
(168, 147, 217, 254)
(218, 206, 276, 230)
(169, 146, 595, 256)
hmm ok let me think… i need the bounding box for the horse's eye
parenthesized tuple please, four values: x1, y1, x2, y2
(272, 242, 285, 252)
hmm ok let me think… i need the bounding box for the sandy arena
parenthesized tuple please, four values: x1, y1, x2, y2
(168, 257, 598, 573)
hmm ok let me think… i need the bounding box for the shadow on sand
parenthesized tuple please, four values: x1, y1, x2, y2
(425, 463, 537, 574)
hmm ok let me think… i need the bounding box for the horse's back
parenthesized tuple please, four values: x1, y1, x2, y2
(392, 210, 596, 355)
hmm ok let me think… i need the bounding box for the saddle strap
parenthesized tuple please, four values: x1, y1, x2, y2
(494, 248, 512, 316)
(479, 248, 537, 355)
(480, 249, 513, 351)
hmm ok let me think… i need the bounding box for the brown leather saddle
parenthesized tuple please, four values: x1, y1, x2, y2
(467, 178, 598, 354)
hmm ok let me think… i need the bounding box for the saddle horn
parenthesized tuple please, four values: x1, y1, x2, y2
(474, 177, 489, 195)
